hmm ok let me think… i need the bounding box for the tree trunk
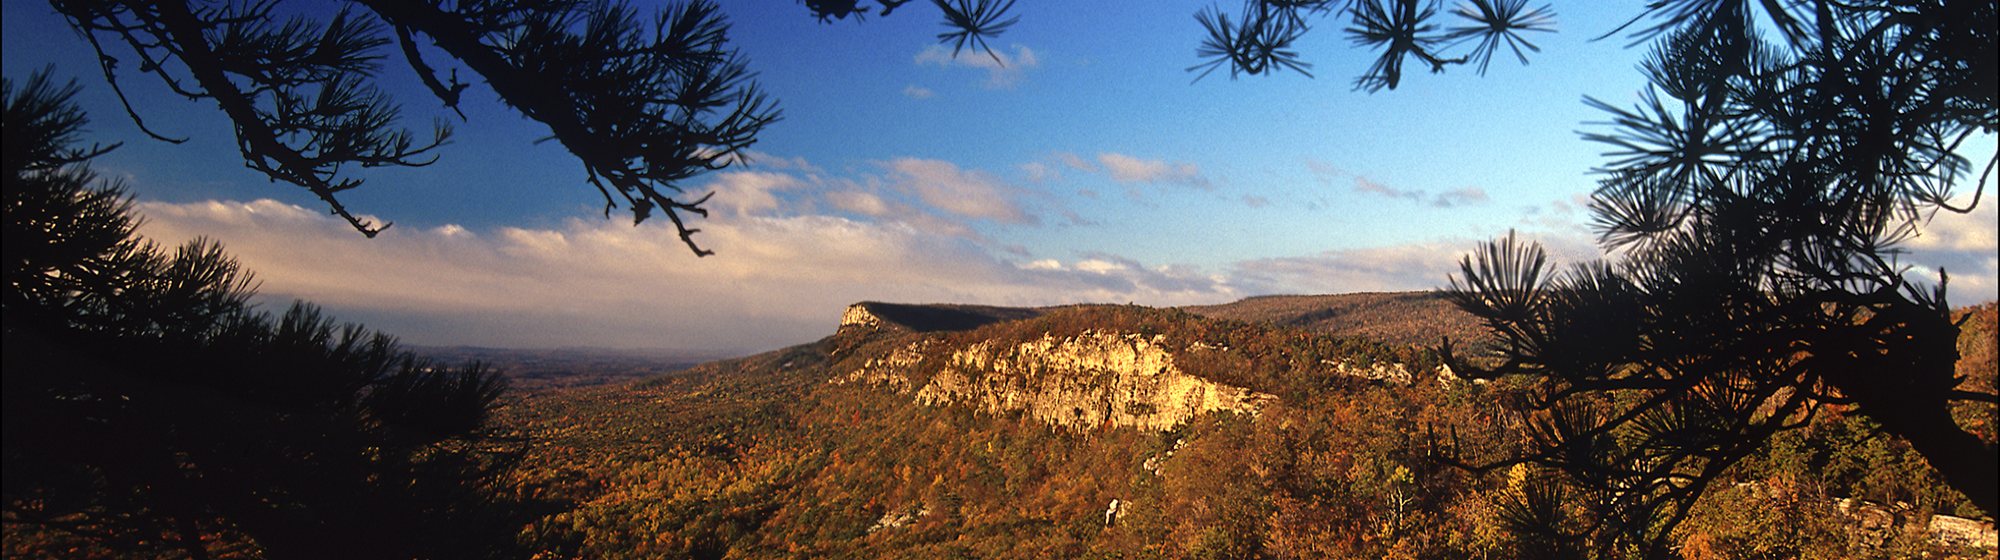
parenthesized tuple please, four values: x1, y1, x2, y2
(1855, 391, 1999, 517)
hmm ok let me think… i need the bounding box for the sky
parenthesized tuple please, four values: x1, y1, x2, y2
(4, 1, 1995, 354)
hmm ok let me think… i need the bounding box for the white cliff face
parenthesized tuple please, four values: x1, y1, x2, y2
(839, 304, 883, 332)
(1321, 359, 1415, 385)
(903, 330, 1275, 432)
(832, 341, 928, 392)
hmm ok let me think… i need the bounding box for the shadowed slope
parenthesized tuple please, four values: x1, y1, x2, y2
(846, 302, 1046, 333)
(1183, 291, 1486, 348)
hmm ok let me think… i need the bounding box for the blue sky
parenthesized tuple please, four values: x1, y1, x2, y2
(5, 1, 1994, 352)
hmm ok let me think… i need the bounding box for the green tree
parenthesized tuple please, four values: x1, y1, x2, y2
(3, 72, 519, 559)
(1440, 0, 1996, 555)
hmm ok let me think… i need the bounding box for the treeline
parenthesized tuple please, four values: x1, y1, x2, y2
(1185, 292, 1490, 350)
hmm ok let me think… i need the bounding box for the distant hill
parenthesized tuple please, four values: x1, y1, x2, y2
(484, 298, 1997, 559)
(414, 345, 739, 390)
(1183, 291, 1487, 349)
(497, 302, 1474, 558)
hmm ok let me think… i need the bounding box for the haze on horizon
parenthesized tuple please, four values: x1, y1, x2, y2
(3, 1, 1993, 353)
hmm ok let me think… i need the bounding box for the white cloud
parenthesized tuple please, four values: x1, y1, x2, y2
(131, 196, 1236, 353)
(1019, 162, 1058, 183)
(140, 193, 1769, 359)
(1905, 191, 2000, 303)
(902, 84, 935, 99)
(1055, 152, 1095, 173)
(1228, 233, 1603, 296)
(884, 158, 1037, 225)
(825, 190, 891, 217)
(1075, 258, 1128, 274)
(132, 164, 1995, 366)
(738, 150, 821, 174)
(915, 44, 1040, 88)
(707, 170, 805, 217)
(1096, 153, 1209, 187)
(1909, 198, 1998, 253)
(433, 223, 472, 238)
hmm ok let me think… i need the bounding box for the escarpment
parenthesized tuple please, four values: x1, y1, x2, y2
(909, 330, 1277, 432)
(832, 304, 1272, 430)
(497, 298, 1999, 560)
(830, 302, 1467, 434)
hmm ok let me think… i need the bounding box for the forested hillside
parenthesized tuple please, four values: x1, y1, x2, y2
(1184, 292, 1487, 349)
(488, 299, 1997, 559)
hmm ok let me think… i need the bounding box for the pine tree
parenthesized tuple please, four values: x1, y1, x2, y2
(4, 71, 521, 559)
(1441, 1, 1997, 555)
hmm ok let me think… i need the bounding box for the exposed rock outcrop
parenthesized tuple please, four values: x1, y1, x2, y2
(832, 303, 1473, 432)
(909, 330, 1276, 432)
(868, 504, 929, 534)
(832, 341, 928, 392)
(1930, 514, 1998, 551)
(839, 304, 884, 333)
(1322, 359, 1414, 385)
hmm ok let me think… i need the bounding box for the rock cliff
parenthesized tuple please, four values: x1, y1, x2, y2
(913, 330, 1276, 432)
(835, 320, 1277, 432)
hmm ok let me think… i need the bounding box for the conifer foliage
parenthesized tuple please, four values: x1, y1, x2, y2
(1443, 0, 1997, 555)
(3, 72, 518, 559)
(48, 0, 779, 254)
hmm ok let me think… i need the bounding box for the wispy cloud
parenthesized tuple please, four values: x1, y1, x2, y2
(1055, 152, 1095, 173)
(1228, 233, 1602, 295)
(1304, 158, 1348, 183)
(1354, 177, 1414, 200)
(736, 149, 821, 174)
(1518, 193, 1593, 232)
(696, 155, 1049, 239)
(134, 197, 1237, 352)
(1019, 161, 1058, 183)
(915, 44, 1039, 88)
(1353, 177, 1489, 208)
(825, 189, 892, 217)
(1905, 191, 1999, 303)
(1096, 153, 1210, 188)
(883, 158, 1037, 225)
(132, 174, 1981, 362)
(708, 170, 806, 218)
(1433, 187, 1489, 208)
(901, 84, 935, 99)
(1526, 191, 1996, 303)
(1027, 151, 1212, 192)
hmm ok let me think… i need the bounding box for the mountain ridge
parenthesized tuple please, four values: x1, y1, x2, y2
(489, 297, 1996, 559)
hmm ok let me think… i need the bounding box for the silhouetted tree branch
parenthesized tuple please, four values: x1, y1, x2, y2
(46, 0, 1048, 254)
(1441, 1, 1998, 555)
(1191, 0, 1557, 89)
(3, 70, 527, 559)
